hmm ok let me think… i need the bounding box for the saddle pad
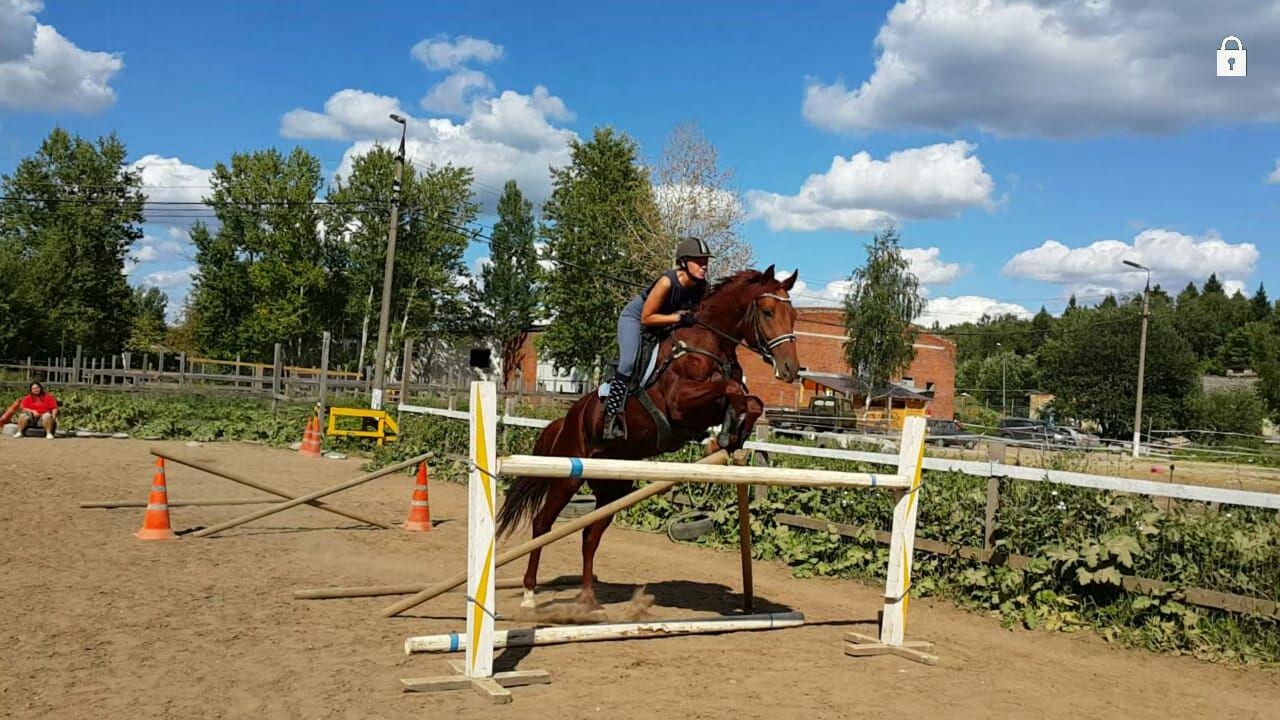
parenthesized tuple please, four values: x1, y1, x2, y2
(598, 343, 662, 397)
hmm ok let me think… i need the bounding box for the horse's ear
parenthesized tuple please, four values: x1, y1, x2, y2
(759, 265, 776, 283)
(780, 269, 798, 291)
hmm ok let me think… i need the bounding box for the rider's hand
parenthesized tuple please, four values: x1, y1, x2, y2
(677, 309, 696, 327)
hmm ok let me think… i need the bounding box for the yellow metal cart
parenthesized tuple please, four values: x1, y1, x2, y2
(325, 406, 400, 446)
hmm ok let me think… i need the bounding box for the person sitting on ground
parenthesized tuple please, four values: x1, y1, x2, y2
(601, 236, 713, 440)
(1, 381, 59, 439)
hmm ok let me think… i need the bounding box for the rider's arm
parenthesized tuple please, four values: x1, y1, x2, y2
(639, 275, 683, 327)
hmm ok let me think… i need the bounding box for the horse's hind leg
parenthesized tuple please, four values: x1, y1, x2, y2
(520, 479, 581, 608)
(576, 482, 629, 609)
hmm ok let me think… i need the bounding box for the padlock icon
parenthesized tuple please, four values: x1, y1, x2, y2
(1217, 36, 1246, 77)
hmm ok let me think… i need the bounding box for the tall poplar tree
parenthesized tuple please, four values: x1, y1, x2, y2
(841, 226, 926, 395)
(540, 127, 659, 376)
(479, 180, 541, 387)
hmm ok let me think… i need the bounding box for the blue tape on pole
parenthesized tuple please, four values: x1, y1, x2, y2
(449, 633, 459, 652)
(569, 457, 584, 478)
(870, 474, 877, 487)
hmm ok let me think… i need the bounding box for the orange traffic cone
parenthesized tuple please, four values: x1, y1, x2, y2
(402, 462, 432, 532)
(135, 458, 178, 541)
(299, 416, 322, 457)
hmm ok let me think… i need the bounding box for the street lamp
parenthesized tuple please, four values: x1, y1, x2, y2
(370, 113, 408, 410)
(1123, 259, 1151, 459)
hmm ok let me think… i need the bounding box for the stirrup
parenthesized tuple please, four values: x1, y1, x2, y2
(603, 412, 628, 440)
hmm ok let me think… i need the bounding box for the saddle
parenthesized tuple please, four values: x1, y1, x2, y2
(599, 328, 737, 449)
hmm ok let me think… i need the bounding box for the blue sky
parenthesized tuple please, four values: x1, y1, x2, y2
(2, 0, 1278, 324)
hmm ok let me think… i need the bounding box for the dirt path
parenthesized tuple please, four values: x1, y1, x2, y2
(2, 439, 1276, 719)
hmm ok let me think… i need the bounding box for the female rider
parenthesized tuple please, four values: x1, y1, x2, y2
(602, 236, 713, 440)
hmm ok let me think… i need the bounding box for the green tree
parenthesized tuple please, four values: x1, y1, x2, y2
(0, 128, 144, 357)
(126, 286, 168, 352)
(324, 147, 477, 374)
(186, 147, 339, 361)
(1038, 298, 1199, 438)
(479, 180, 541, 387)
(1188, 387, 1265, 439)
(841, 225, 926, 393)
(1250, 283, 1271, 322)
(540, 127, 659, 375)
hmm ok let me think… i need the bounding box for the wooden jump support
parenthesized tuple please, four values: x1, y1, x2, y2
(151, 448, 433, 537)
(399, 382, 933, 705)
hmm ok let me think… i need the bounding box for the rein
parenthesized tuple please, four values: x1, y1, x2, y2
(685, 292, 797, 371)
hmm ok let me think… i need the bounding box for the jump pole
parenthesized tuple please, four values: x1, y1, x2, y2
(151, 448, 392, 530)
(380, 450, 733, 617)
(294, 575, 593, 601)
(81, 498, 276, 509)
(844, 415, 938, 665)
(404, 612, 805, 655)
(187, 451, 433, 538)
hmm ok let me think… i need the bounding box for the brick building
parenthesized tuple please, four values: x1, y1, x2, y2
(503, 307, 957, 419)
(739, 309, 956, 419)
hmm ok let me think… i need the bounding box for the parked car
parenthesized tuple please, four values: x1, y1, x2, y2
(926, 418, 977, 449)
(997, 417, 1069, 444)
(1058, 427, 1101, 448)
(765, 396, 858, 433)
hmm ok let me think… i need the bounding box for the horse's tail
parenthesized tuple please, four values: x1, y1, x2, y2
(496, 416, 565, 538)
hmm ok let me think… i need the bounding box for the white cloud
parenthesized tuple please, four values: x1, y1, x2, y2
(281, 89, 409, 140)
(131, 232, 187, 265)
(803, 0, 1280, 138)
(746, 141, 994, 232)
(789, 277, 1026, 327)
(142, 265, 196, 290)
(1002, 228, 1259, 295)
(0, 5, 123, 114)
(920, 296, 1032, 327)
(316, 88, 575, 207)
(1268, 160, 1280, 184)
(903, 247, 965, 285)
(790, 278, 854, 308)
(128, 155, 213, 205)
(0, 0, 37, 62)
(420, 69, 494, 115)
(411, 34, 504, 71)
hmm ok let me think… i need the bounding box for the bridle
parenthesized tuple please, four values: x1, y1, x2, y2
(748, 293, 797, 366)
(678, 292, 797, 374)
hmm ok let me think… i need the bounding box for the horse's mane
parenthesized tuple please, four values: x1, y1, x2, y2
(705, 269, 768, 299)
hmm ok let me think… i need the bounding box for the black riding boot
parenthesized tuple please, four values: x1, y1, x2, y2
(601, 375, 630, 440)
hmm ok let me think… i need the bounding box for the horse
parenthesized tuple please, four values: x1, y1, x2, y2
(496, 265, 801, 609)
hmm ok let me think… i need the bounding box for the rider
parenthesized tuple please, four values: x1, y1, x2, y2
(602, 236, 713, 440)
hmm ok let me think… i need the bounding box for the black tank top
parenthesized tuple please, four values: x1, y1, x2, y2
(640, 269, 706, 315)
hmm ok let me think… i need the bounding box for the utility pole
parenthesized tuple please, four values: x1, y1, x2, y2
(371, 113, 408, 410)
(1124, 260, 1151, 459)
(996, 342, 1006, 417)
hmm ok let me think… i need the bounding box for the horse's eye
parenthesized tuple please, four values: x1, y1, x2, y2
(763, 310, 774, 318)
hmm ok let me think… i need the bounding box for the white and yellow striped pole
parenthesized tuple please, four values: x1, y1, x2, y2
(880, 415, 927, 646)
(466, 381, 498, 678)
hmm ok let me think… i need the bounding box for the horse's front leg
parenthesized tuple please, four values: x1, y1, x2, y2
(669, 379, 762, 451)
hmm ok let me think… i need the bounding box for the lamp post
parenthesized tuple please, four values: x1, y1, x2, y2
(370, 113, 408, 410)
(1123, 260, 1151, 459)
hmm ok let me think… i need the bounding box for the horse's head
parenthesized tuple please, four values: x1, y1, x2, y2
(749, 265, 801, 383)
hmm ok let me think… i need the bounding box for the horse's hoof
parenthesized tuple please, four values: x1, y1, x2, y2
(520, 590, 537, 609)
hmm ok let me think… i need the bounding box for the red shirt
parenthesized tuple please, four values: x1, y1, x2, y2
(20, 392, 58, 415)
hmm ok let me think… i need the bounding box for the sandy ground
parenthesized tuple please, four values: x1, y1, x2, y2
(2, 438, 1277, 720)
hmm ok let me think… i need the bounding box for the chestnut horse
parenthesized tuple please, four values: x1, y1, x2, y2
(496, 266, 801, 609)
